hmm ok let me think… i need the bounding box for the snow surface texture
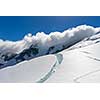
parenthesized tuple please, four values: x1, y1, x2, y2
(0, 25, 100, 82)
(0, 54, 63, 82)
(46, 43, 100, 83)
(0, 55, 56, 82)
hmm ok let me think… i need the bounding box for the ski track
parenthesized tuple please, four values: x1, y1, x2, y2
(73, 69, 100, 83)
(80, 51, 92, 54)
(74, 51, 100, 83)
(37, 50, 100, 83)
(36, 53, 63, 83)
(81, 50, 100, 62)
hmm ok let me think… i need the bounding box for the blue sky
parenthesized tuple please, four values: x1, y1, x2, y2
(0, 16, 100, 41)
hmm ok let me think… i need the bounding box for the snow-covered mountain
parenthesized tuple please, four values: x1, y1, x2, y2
(0, 25, 100, 69)
(0, 25, 100, 82)
(0, 35, 100, 82)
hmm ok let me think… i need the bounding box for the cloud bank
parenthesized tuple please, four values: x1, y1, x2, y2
(0, 25, 100, 55)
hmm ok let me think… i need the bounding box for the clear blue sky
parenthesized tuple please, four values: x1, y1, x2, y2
(0, 16, 100, 41)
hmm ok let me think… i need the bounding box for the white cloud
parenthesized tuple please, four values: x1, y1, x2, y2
(0, 25, 99, 55)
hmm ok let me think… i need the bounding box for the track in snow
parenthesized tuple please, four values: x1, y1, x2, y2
(73, 69, 100, 83)
(74, 51, 100, 83)
(36, 53, 63, 83)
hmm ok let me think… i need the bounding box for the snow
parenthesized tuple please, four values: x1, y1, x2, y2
(46, 43, 100, 83)
(37, 54, 63, 83)
(0, 42, 100, 82)
(0, 55, 56, 82)
(1, 25, 99, 68)
(1, 25, 100, 82)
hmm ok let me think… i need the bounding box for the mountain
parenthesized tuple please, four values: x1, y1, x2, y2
(0, 32, 99, 69)
(0, 32, 100, 82)
(0, 25, 99, 69)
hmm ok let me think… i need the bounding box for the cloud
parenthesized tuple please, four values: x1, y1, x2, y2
(0, 25, 99, 55)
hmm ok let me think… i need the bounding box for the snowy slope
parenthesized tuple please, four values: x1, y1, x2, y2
(46, 42, 100, 83)
(0, 55, 57, 82)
